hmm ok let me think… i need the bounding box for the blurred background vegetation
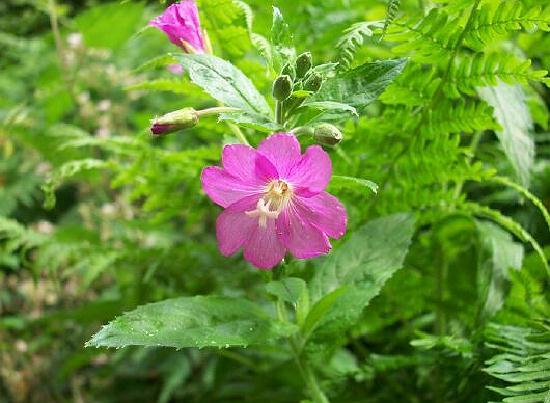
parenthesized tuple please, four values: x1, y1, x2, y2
(0, 0, 549, 402)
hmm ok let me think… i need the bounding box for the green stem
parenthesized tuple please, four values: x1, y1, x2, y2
(289, 337, 329, 403)
(276, 101, 284, 125)
(226, 122, 249, 145)
(273, 271, 328, 403)
(196, 106, 241, 116)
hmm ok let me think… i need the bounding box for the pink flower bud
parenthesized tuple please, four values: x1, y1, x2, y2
(149, 1, 206, 53)
(150, 107, 199, 136)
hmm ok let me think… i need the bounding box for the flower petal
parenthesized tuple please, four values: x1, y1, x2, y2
(276, 204, 331, 259)
(257, 133, 301, 177)
(222, 144, 259, 183)
(287, 145, 332, 196)
(201, 167, 261, 208)
(216, 196, 259, 256)
(294, 192, 347, 239)
(255, 153, 279, 183)
(243, 219, 286, 269)
(149, 1, 205, 52)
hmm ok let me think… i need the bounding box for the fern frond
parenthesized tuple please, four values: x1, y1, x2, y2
(382, 0, 401, 37)
(387, 8, 462, 62)
(0, 216, 44, 256)
(484, 322, 550, 403)
(197, 0, 252, 57)
(336, 21, 384, 71)
(445, 54, 548, 98)
(42, 159, 113, 209)
(465, 2, 550, 50)
(426, 99, 498, 136)
(379, 66, 441, 106)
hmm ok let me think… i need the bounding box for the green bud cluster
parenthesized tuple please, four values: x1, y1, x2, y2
(273, 51, 327, 124)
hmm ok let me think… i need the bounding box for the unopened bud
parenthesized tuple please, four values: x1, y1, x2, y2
(304, 73, 323, 92)
(281, 62, 296, 80)
(150, 107, 199, 136)
(272, 75, 293, 101)
(313, 123, 342, 145)
(295, 52, 312, 78)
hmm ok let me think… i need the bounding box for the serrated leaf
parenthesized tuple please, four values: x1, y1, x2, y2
(86, 296, 297, 349)
(307, 213, 415, 340)
(310, 58, 407, 109)
(478, 82, 534, 185)
(177, 54, 272, 118)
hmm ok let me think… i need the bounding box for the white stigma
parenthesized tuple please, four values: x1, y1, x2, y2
(246, 180, 293, 228)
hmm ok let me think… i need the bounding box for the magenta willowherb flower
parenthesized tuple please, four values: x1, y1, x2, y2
(149, 0, 206, 53)
(201, 133, 347, 269)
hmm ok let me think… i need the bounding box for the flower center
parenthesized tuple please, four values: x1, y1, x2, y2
(245, 180, 293, 227)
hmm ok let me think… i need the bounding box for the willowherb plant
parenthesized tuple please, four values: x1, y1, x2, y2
(1, 0, 549, 402)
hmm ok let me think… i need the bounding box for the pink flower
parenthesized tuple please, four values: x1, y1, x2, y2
(149, 1, 205, 53)
(201, 133, 347, 270)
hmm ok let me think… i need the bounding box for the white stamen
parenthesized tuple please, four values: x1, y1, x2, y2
(246, 198, 279, 228)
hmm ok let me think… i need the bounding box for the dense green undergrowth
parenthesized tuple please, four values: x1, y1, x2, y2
(1, 0, 549, 402)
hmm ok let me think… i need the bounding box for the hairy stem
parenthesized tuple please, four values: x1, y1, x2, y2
(289, 337, 329, 403)
(196, 106, 241, 116)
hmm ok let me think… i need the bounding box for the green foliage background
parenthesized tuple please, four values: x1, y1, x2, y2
(0, 0, 549, 402)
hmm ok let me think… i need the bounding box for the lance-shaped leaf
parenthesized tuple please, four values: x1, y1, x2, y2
(86, 295, 297, 349)
(177, 54, 272, 118)
(477, 82, 534, 186)
(308, 58, 407, 109)
(306, 213, 415, 341)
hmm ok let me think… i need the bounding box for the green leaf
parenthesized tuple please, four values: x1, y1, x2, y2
(301, 287, 349, 341)
(177, 54, 272, 118)
(266, 277, 307, 305)
(270, 7, 295, 70)
(218, 112, 282, 133)
(307, 213, 415, 340)
(476, 220, 524, 319)
(86, 296, 297, 349)
(329, 175, 378, 194)
(310, 59, 407, 109)
(478, 82, 534, 185)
